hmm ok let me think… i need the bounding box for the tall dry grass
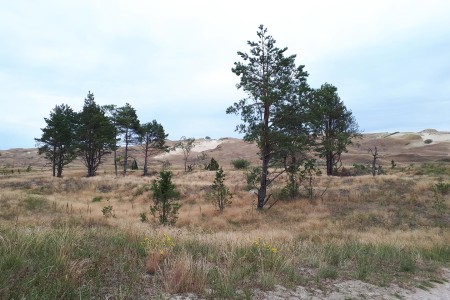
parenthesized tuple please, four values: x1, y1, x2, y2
(0, 161, 449, 298)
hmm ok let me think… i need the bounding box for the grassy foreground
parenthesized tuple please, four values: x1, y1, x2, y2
(0, 163, 450, 299)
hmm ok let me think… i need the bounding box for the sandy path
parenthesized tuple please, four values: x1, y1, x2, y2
(169, 269, 450, 299)
(254, 271, 450, 300)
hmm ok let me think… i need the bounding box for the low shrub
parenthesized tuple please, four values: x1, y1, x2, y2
(92, 196, 102, 202)
(205, 158, 219, 171)
(101, 205, 113, 217)
(231, 159, 250, 170)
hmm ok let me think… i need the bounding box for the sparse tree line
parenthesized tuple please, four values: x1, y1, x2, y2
(35, 91, 168, 177)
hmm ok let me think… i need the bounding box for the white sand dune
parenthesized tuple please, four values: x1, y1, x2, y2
(155, 139, 223, 159)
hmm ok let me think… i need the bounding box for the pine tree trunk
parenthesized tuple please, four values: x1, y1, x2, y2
(258, 101, 270, 209)
(143, 143, 149, 176)
(326, 152, 333, 176)
(258, 157, 269, 209)
(52, 145, 56, 177)
(57, 154, 63, 177)
(123, 129, 129, 177)
(114, 148, 118, 177)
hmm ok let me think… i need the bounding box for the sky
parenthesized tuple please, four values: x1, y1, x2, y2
(1, 0, 449, 150)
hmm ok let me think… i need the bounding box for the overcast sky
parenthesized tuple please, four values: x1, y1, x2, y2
(1, 0, 449, 150)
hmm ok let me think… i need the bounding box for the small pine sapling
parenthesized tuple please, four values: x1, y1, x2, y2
(206, 158, 220, 171)
(150, 171, 180, 225)
(131, 159, 138, 170)
(301, 159, 321, 200)
(209, 167, 232, 213)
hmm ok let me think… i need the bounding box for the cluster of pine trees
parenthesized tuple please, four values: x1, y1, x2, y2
(35, 92, 167, 177)
(227, 25, 359, 209)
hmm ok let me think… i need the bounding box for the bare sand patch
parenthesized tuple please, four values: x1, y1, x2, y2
(155, 139, 223, 159)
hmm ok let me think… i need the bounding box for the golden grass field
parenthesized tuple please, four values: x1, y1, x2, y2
(0, 130, 449, 299)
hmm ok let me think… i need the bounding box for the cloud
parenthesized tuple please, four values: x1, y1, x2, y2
(1, 0, 450, 149)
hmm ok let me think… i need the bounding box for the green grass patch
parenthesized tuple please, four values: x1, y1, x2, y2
(0, 226, 147, 300)
(320, 242, 418, 283)
(419, 163, 450, 176)
(92, 196, 102, 202)
(22, 195, 49, 211)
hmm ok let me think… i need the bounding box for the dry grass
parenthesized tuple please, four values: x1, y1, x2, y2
(1, 144, 450, 298)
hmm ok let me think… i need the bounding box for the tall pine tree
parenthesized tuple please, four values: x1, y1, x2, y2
(138, 120, 168, 176)
(35, 104, 77, 177)
(307, 83, 359, 175)
(76, 91, 115, 177)
(227, 25, 308, 209)
(116, 103, 140, 176)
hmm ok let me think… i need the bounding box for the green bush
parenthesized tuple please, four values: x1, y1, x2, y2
(131, 159, 138, 170)
(140, 212, 148, 222)
(420, 163, 450, 176)
(245, 166, 261, 190)
(92, 196, 102, 202)
(102, 205, 113, 217)
(435, 181, 450, 195)
(206, 158, 220, 171)
(231, 158, 250, 170)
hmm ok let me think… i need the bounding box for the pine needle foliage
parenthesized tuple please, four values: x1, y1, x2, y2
(150, 171, 180, 225)
(209, 167, 232, 213)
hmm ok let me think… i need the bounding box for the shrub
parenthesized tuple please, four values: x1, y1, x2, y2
(92, 196, 102, 202)
(205, 158, 219, 171)
(433, 178, 450, 214)
(352, 163, 371, 176)
(231, 158, 250, 169)
(140, 212, 148, 222)
(424, 139, 433, 144)
(150, 171, 180, 225)
(246, 166, 261, 190)
(102, 205, 113, 217)
(131, 159, 138, 170)
(208, 167, 232, 213)
(161, 159, 171, 170)
(391, 160, 397, 169)
(435, 180, 450, 195)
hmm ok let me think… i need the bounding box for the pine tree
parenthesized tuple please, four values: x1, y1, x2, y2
(116, 103, 140, 176)
(150, 171, 180, 225)
(76, 91, 115, 177)
(103, 104, 121, 177)
(35, 104, 77, 177)
(138, 120, 168, 176)
(209, 167, 232, 213)
(226, 25, 308, 209)
(307, 83, 359, 175)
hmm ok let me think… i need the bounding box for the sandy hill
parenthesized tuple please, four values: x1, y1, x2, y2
(1, 129, 449, 172)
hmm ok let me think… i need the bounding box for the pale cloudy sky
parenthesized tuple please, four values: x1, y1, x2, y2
(1, 0, 449, 149)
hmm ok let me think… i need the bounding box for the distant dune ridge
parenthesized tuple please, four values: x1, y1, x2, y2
(1, 129, 449, 170)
